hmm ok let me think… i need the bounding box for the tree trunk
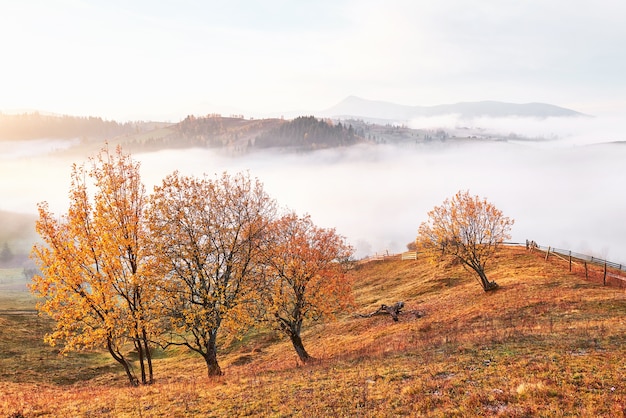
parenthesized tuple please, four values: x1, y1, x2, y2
(289, 331, 311, 363)
(203, 333, 222, 377)
(107, 338, 138, 386)
(135, 338, 147, 385)
(142, 329, 153, 384)
(476, 268, 498, 292)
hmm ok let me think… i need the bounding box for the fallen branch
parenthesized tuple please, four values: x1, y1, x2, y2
(356, 301, 424, 322)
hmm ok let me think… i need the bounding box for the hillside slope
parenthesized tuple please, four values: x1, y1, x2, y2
(1, 247, 625, 417)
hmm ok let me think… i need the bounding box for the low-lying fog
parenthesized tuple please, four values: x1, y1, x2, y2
(1, 119, 625, 263)
(0, 138, 79, 160)
(137, 141, 626, 262)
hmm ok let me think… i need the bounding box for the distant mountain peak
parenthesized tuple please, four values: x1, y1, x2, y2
(321, 97, 587, 121)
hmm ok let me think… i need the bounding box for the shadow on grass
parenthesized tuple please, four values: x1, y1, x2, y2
(0, 311, 121, 385)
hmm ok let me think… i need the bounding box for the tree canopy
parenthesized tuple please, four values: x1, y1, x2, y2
(146, 171, 276, 376)
(416, 190, 514, 291)
(30, 145, 158, 385)
(30, 145, 359, 384)
(261, 213, 354, 362)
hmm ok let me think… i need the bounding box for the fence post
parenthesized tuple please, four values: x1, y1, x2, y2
(604, 261, 607, 286)
(584, 262, 588, 279)
(545, 246, 550, 261)
(569, 251, 572, 272)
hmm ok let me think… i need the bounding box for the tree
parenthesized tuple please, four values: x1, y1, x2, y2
(0, 242, 13, 265)
(30, 145, 158, 385)
(261, 213, 354, 363)
(146, 171, 276, 376)
(416, 190, 514, 292)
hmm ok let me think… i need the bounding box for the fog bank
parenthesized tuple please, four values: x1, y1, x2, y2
(409, 114, 626, 147)
(136, 141, 626, 262)
(1, 138, 625, 263)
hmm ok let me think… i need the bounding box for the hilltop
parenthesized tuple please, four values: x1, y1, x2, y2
(0, 112, 528, 160)
(1, 246, 624, 416)
(122, 115, 363, 153)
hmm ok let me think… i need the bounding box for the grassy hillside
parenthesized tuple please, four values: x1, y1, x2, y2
(1, 247, 625, 417)
(0, 269, 35, 310)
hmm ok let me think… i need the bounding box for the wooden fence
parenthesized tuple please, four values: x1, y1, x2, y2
(401, 251, 417, 260)
(359, 251, 416, 263)
(525, 242, 626, 287)
(359, 242, 626, 288)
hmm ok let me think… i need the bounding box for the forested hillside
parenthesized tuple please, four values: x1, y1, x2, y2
(172, 115, 282, 149)
(124, 115, 364, 152)
(1, 111, 489, 154)
(254, 116, 362, 149)
(0, 113, 144, 140)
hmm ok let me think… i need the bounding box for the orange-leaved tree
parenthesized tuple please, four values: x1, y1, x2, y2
(417, 190, 514, 292)
(146, 171, 276, 376)
(30, 145, 159, 385)
(261, 213, 354, 363)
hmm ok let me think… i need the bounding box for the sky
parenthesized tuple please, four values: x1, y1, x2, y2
(1, 0, 626, 121)
(1, 0, 626, 262)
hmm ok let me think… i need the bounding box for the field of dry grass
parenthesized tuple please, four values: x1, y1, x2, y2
(1, 246, 625, 417)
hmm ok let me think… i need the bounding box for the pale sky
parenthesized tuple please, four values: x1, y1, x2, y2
(1, 0, 625, 121)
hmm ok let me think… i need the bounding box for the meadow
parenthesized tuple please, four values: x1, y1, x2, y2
(1, 246, 625, 417)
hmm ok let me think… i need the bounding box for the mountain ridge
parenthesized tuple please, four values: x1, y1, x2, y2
(320, 96, 588, 121)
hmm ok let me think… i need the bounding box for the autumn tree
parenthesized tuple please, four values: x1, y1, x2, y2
(146, 171, 276, 376)
(416, 190, 514, 292)
(261, 213, 354, 363)
(30, 145, 158, 386)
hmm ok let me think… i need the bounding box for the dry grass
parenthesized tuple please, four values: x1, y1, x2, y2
(1, 247, 625, 417)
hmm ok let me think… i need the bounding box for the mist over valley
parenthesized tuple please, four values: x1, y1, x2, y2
(134, 139, 626, 261)
(1, 103, 624, 263)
